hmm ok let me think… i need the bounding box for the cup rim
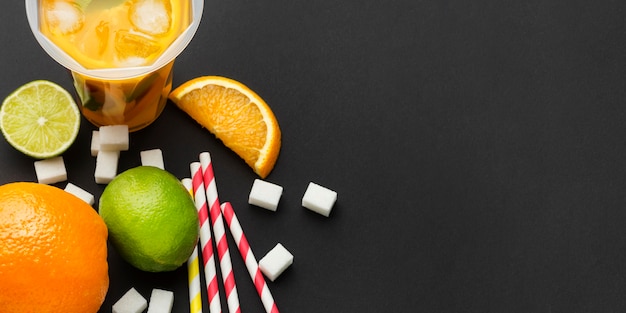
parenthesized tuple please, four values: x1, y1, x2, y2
(24, 0, 204, 80)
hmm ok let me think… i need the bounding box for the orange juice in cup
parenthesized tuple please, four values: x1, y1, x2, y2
(25, 0, 203, 131)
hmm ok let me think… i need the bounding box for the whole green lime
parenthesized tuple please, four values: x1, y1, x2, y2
(99, 166, 199, 272)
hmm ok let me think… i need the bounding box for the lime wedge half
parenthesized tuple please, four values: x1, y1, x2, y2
(0, 80, 81, 159)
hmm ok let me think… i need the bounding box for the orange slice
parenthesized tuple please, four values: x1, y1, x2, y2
(169, 76, 281, 178)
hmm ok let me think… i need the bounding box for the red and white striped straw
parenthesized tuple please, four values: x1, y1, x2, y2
(190, 162, 222, 313)
(199, 152, 241, 313)
(221, 202, 280, 313)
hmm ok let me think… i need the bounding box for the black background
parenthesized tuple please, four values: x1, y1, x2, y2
(3, 0, 626, 312)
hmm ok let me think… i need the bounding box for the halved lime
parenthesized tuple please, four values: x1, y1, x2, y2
(0, 80, 80, 159)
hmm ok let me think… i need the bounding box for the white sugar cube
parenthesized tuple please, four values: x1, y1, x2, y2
(248, 179, 283, 211)
(64, 183, 95, 205)
(302, 182, 337, 217)
(34, 156, 67, 184)
(147, 288, 174, 313)
(95, 150, 120, 184)
(112, 287, 147, 313)
(140, 149, 165, 170)
(99, 125, 129, 151)
(91, 130, 100, 156)
(259, 243, 294, 282)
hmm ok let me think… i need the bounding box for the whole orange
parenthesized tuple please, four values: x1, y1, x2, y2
(0, 182, 109, 313)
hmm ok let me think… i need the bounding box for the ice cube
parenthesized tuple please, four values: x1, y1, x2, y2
(129, 0, 172, 36)
(45, 1, 85, 35)
(116, 57, 149, 67)
(114, 30, 160, 65)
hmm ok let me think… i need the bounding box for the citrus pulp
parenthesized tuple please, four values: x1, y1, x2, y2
(0, 80, 80, 159)
(169, 76, 281, 178)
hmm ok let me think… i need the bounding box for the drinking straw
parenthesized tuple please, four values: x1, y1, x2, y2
(221, 202, 280, 313)
(182, 178, 203, 313)
(188, 239, 203, 313)
(199, 152, 241, 313)
(190, 162, 222, 313)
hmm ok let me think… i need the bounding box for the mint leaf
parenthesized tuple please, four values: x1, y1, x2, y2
(74, 0, 93, 11)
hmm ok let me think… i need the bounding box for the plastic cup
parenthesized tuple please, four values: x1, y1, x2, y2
(25, 0, 204, 132)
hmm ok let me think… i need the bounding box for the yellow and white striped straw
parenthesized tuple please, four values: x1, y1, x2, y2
(182, 178, 203, 313)
(188, 246, 203, 313)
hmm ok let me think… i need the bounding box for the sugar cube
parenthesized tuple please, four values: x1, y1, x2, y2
(99, 125, 129, 151)
(112, 287, 147, 313)
(91, 130, 100, 156)
(34, 156, 67, 184)
(140, 149, 165, 170)
(146, 288, 174, 313)
(302, 182, 337, 217)
(64, 183, 95, 205)
(259, 243, 294, 282)
(95, 150, 120, 184)
(248, 179, 283, 211)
